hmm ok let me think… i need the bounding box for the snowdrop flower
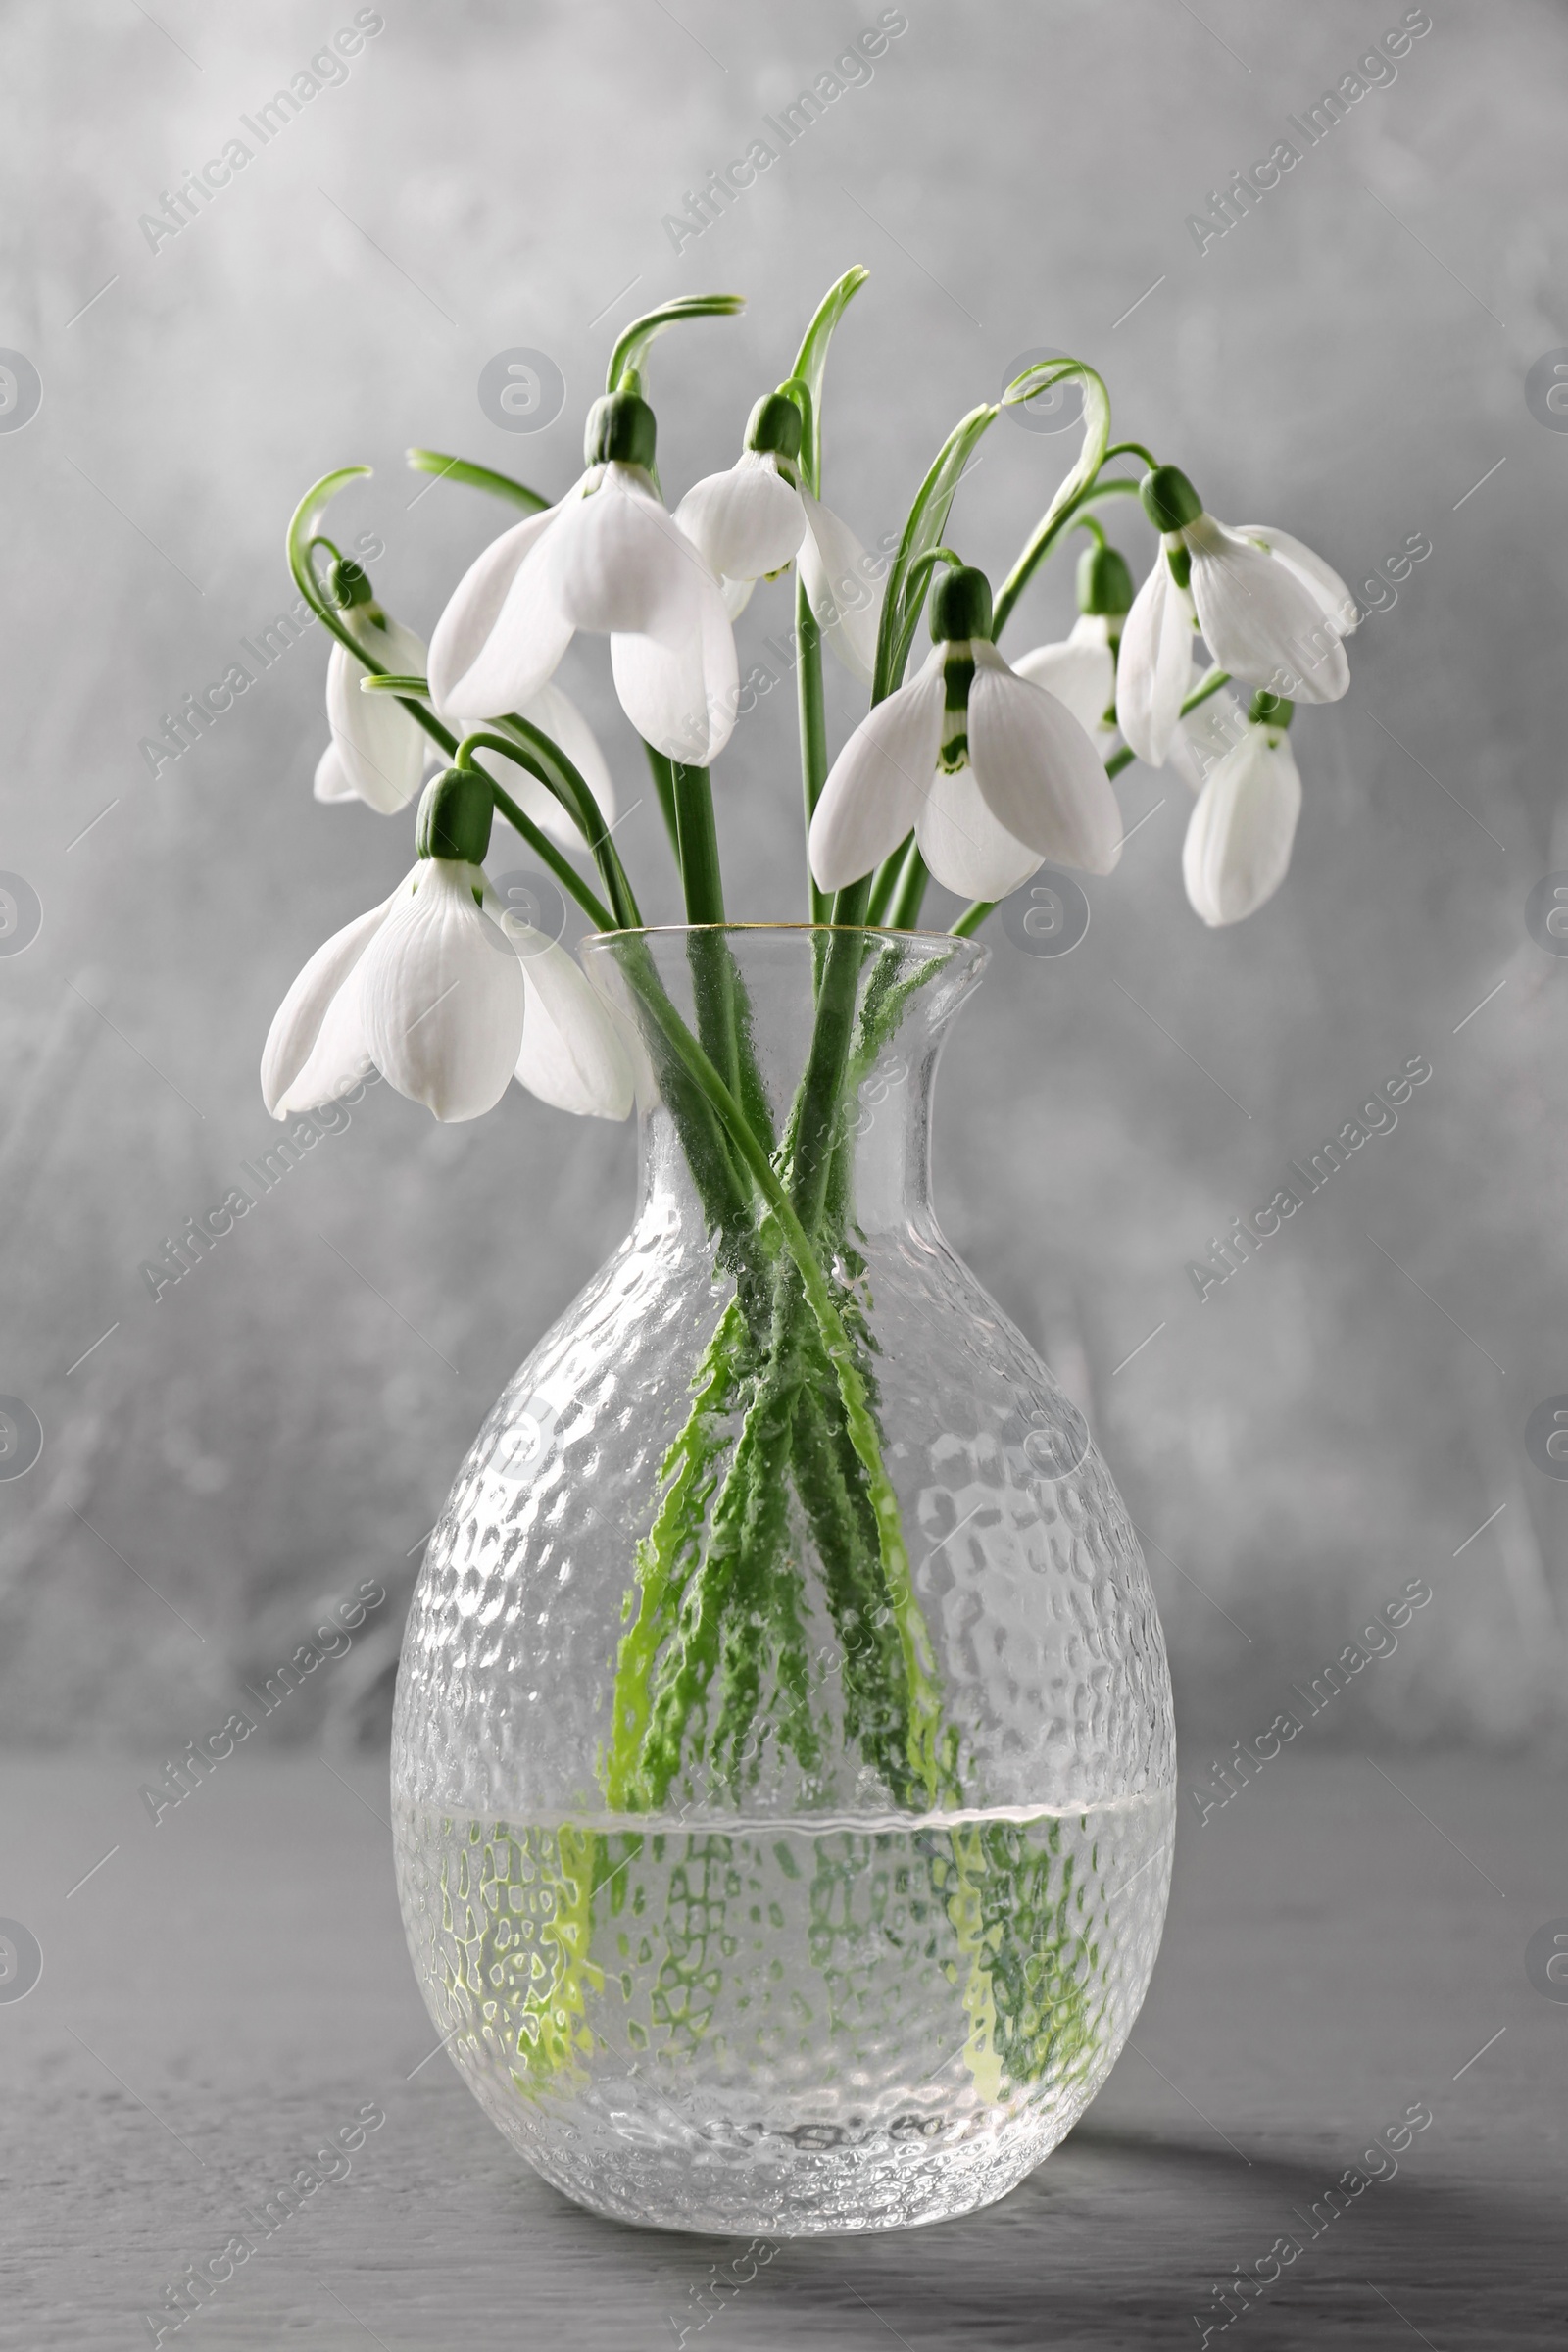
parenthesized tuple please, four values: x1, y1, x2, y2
(1182, 695, 1301, 927)
(1118, 466, 1355, 764)
(314, 563, 430, 812)
(674, 391, 808, 592)
(809, 564, 1122, 901)
(262, 766, 631, 1123)
(428, 391, 739, 767)
(1012, 542, 1133, 749)
(676, 386, 882, 677)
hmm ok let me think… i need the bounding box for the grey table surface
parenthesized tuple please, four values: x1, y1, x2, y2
(3, 1751, 1562, 2350)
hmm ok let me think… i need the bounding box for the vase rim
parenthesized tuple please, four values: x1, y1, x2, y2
(582, 921, 988, 962)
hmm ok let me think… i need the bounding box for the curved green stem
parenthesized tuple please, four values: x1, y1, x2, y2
(1103, 439, 1157, 470)
(449, 731, 614, 922)
(949, 899, 992, 939)
(989, 478, 1143, 646)
(990, 365, 1114, 641)
(608, 295, 745, 396)
(451, 729, 626, 931)
(787, 266, 869, 497)
(405, 449, 549, 512)
(488, 790, 615, 932)
(875, 406, 1000, 704)
(489, 714, 641, 930)
(899, 545, 966, 610)
(286, 467, 458, 762)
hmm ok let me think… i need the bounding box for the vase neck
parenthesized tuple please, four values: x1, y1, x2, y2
(585, 927, 986, 1249)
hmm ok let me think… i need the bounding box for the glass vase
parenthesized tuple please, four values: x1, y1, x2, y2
(391, 924, 1174, 2236)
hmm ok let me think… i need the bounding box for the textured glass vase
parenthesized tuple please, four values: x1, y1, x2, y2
(392, 925, 1174, 2236)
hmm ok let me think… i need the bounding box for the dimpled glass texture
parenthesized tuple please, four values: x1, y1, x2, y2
(392, 927, 1175, 2235)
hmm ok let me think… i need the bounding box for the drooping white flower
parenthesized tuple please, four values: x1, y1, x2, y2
(317, 605, 431, 812)
(264, 767, 633, 1125)
(1118, 466, 1355, 765)
(694, 483, 881, 668)
(263, 861, 524, 1123)
(673, 389, 882, 676)
(428, 391, 739, 767)
(1182, 714, 1301, 927)
(674, 395, 808, 584)
(675, 451, 802, 623)
(1185, 514, 1356, 705)
(808, 564, 1122, 901)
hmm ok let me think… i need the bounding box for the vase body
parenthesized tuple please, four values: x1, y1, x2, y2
(392, 926, 1174, 2235)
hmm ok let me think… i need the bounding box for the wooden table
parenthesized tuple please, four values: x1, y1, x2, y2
(5, 1751, 1561, 2348)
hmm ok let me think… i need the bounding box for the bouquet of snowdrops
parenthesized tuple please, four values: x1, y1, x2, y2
(264, 269, 1354, 1138)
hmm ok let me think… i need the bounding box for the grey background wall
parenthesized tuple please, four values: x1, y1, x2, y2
(3, 0, 1564, 1757)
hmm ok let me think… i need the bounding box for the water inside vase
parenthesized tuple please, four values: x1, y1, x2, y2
(395, 1785, 1173, 2233)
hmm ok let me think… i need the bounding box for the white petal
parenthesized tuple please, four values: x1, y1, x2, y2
(428, 498, 571, 722)
(547, 465, 711, 636)
(719, 573, 756, 620)
(1187, 515, 1348, 705)
(1012, 621, 1116, 738)
(674, 452, 807, 581)
(1116, 551, 1195, 764)
(358, 859, 525, 1120)
(808, 645, 946, 891)
(261, 885, 403, 1116)
(1232, 524, 1358, 639)
(512, 935, 635, 1120)
(967, 649, 1123, 876)
(1182, 727, 1301, 926)
(313, 742, 357, 803)
(914, 765, 1043, 903)
(610, 564, 740, 765)
(799, 490, 883, 686)
(272, 969, 375, 1114)
(323, 616, 429, 812)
